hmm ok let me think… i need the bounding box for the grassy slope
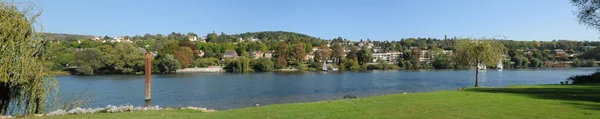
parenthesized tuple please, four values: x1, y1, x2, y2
(45, 84, 600, 119)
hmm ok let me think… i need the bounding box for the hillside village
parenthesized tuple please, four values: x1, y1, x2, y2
(43, 31, 600, 75)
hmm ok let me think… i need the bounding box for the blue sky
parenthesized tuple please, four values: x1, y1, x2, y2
(27, 0, 600, 41)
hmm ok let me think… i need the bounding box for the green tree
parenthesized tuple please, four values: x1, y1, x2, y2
(206, 32, 218, 42)
(231, 56, 251, 73)
(253, 58, 275, 71)
(0, 4, 57, 114)
(357, 46, 372, 65)
(454, 39, 505, 87)
(74, 48, 105, 75)
(346, 46, 358, 60)
(153, 54, 179, 74)
(104, 43, 146, 74)
(191, 58, 219, 68)
(331, 41, 344, 64)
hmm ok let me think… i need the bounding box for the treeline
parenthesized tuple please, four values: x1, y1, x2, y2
(45, 31, 600, 75)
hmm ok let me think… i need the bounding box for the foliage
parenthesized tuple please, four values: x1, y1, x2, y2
(579, 47, 600, 60)
(252, 58, 274, 72)
(74, 48, 104, 75)
(0, 3, 57, 115)
(454, 39, 505, 87)
(356, 46, 372, 65)
(191, 58, 219, 68)
(293, 42, 306, 62)
(571, 0, 600, 31)
(331, 41, 344, 64)
(230, 57, 251, 73)
(572, 58, 598, 67)
(175, 47, 194, 68)
(275, 42, 289, 69)
(104, 43, 145, 74)
(568, 70, 600, 84)
(529, 58, 543, 67)
(340, 58, 362, 71)
(152, 54, 179, 74)
(511, 56, 530, 68)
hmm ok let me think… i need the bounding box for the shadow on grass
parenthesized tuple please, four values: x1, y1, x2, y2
(466, 84, 600, 110)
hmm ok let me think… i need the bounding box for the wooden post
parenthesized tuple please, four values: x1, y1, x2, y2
(145, 52, 152, 105)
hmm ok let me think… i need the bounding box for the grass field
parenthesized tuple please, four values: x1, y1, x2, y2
(42, 84, 600, 119)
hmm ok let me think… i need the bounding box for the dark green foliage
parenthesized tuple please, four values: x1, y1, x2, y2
(579, 48, 600, 60)
(568, 71, 600, 84)
(252, 58, 274, 72)
(572, 59, 598, 67)
(75, 48, 104, 75)
(529, 58, 543, 67)
(152, 54, 179, 74)
(231, 57, 251, 73)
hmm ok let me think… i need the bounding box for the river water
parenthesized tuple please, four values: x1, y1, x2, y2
(56, 68, 598, 110)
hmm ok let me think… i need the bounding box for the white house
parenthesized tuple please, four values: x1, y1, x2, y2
(372, 52, 403, 63)
(188, 36, 198, 42)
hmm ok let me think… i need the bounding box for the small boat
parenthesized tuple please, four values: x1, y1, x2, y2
(497, 59, 503, 71)
(477, 63, 486, 70)
(332, 67, 339, 71)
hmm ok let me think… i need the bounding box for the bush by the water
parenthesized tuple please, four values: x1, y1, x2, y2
(568, 70, 600, 84)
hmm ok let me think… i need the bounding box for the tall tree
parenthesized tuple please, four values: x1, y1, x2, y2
(346, 46, 358, 60)
(454, 39, 505, 87)
(75, 48, 105, 75)
(206, 32, 218, 42)
(331, 41, 344, 64)
(317, 44, 331, 61)
(0, 3, 56, 114)
(357, 46, 372, 65)
(275, 42, 290, 68)
(294, 42, 307, 62)
(571, 0, 600, 31)
(175, 47, 194, 68)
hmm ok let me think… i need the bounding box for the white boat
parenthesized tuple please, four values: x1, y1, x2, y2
(332, 67, 339, 71)
(322, 61, 328, 71)
(477, 63, 486, 70)
(497, 59, 503, 71)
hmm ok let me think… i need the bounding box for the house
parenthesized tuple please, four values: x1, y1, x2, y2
(305, 54, 315, 61)
(312, 47, 319, 53)
(553, 49, 566, 57)
(188, 36, 198, 42)
(194, 50, 204, 57)
(91, 36, 101, 41)
(198, 36, 207, 42)
(419, 50, 431, 62)
(253, 51, 263, 59)
(264, 51, 273, 58)
(249, 37, 259, 42)
(223, 50, 239, 59)
(372, 52, 403, 63)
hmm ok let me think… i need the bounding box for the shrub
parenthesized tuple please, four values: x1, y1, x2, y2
(568, 70, 600, 84)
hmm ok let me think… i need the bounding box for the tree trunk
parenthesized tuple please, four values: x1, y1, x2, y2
(475, 59, 479, 87)
(475, 67, 479, 87)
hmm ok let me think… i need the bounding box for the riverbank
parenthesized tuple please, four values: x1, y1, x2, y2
(43, 84, 600, 118)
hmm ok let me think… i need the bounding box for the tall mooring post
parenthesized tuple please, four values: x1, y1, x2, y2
(144, 52, 152, 107)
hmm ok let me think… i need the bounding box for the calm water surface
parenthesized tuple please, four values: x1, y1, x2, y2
(56, 68, 598, 110)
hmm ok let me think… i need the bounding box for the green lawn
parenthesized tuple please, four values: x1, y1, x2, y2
(43, 84, 600, 119)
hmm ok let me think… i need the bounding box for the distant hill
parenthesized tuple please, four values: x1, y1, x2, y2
(232, 31, 320, 40)
(41, 33, 94, 40)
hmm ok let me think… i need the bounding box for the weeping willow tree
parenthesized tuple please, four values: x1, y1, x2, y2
(0, 2, 57, 115)
(454, 39, 505, 87)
